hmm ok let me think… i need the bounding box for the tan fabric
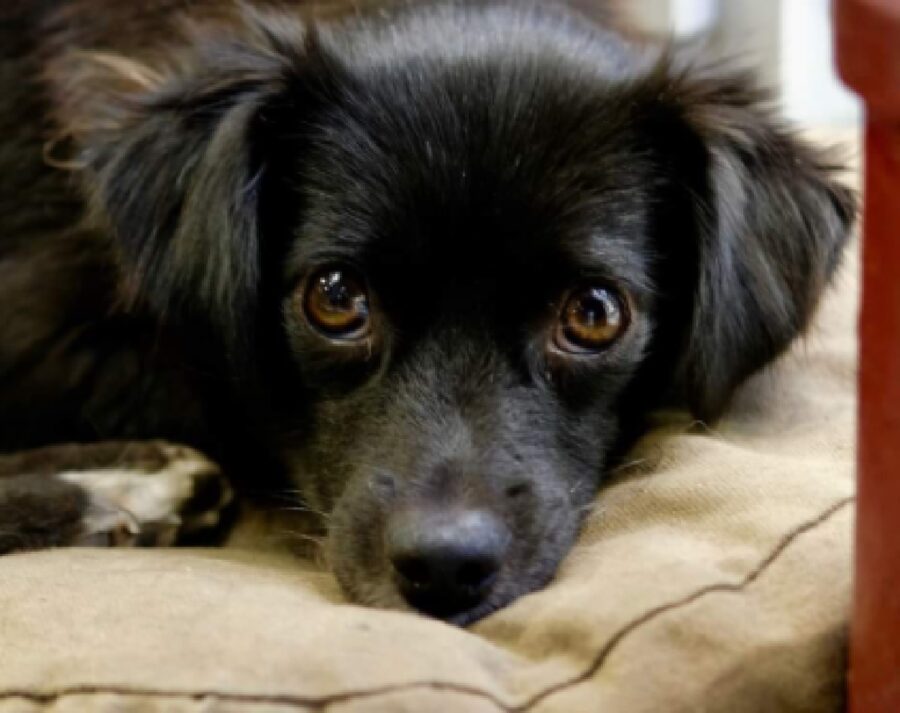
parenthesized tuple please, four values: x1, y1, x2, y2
(0, 199, 858, 710)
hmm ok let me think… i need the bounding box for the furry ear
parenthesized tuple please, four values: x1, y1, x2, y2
(44, 9, 319, 356)
(653, 64, 856, 421)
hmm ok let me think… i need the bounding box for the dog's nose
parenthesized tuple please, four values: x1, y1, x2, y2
(386, 508, 509, 618)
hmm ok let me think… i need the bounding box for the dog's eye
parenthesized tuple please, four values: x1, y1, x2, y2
(304, 267, 370, 338)
(555, 286, 628, 353)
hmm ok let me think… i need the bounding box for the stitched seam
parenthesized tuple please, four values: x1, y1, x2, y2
(0, 496, 853, 712)
(0, 682, 505, 712)
(513, 495, 854, 711)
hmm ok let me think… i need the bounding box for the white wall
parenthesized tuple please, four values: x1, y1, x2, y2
(780, 0, 860, 125)
(620, 0, 861, 126)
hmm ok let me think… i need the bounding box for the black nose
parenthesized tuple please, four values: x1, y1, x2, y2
(386, 508, 509, 618)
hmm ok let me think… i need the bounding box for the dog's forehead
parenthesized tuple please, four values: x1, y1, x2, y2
(292, 76, 657, 286)
(284, 10, 662, 299)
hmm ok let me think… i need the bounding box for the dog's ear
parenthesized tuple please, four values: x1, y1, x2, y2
(647, 64, 856, 421)
(45, 10, 328, 357)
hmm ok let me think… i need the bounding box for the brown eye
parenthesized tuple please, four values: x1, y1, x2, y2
(555, 286, 628, 353)
(303, 267, 370, 338)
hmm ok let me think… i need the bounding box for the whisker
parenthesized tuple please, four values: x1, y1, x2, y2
(272, 505, 332, 520)
(281, 530, 326, 546)
(279, 530, 331, 569)
(608, 458, 648, 475)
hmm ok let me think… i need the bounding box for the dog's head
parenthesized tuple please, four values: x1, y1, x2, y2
(49, 1, 853, 623)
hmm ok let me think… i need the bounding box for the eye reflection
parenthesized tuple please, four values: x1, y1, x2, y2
(555, 286, 628, 352)
(303, 267, 370, 338)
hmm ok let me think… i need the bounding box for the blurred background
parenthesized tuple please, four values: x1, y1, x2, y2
(617, 0, 860, 127)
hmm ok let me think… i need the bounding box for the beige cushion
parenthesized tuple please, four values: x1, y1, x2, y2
(0, 210, 857, 711)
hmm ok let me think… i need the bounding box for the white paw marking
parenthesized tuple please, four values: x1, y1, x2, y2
(58, 445, 230, 547)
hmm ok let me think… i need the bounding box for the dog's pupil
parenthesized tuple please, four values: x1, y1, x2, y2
(564, 288, 622, 347)
(306, 269, 369, 334)
(321, 273, 353, 309)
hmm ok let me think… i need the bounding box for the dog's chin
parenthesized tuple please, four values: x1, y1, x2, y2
(339, 578, 517, 626)
(440, 594, 512, 627)
(331, 560, 555, 626)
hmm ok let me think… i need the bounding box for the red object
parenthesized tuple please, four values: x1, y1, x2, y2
(835, 1, 900, 711)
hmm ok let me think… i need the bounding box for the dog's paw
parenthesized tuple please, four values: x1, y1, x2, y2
(57, 443, 233, 548)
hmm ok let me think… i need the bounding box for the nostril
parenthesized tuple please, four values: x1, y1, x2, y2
(456, 555, 499, 593)
(505, 482, 531, 499)
(391, 554, 431, 589)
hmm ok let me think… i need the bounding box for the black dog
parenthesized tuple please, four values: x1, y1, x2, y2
(0, 0, 853, 624)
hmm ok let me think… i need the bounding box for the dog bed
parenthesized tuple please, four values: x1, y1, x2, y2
(0, 201, 857, 711)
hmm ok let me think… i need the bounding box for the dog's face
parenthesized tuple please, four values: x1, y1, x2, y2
(50, 1, 853, 623)
(276, 68, 661, 620)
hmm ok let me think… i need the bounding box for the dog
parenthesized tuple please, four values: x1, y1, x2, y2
(0, 0, 853, 625)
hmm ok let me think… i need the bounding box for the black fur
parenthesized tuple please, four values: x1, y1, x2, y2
(0, 0, 853, 623)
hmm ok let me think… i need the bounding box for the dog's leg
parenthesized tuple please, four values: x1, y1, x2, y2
(0, 441, 232, 554)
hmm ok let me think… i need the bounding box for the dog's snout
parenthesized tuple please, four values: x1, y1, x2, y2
(387, 508, 509, 618)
